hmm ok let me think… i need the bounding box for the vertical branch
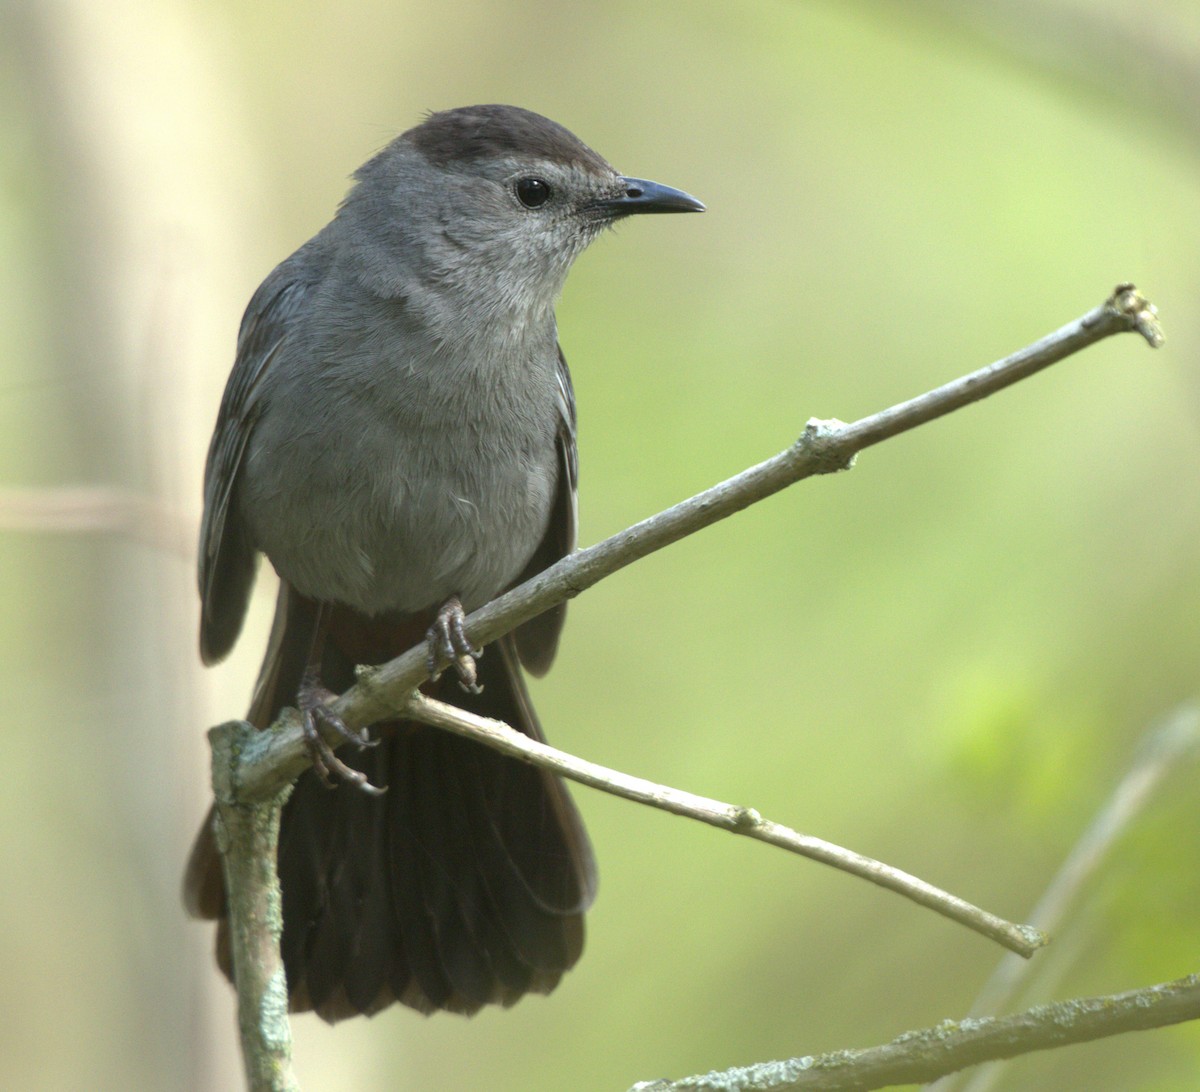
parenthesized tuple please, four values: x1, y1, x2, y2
(210, 722, 299, 1092)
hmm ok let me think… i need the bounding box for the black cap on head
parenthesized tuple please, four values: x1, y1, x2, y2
(409, 104, 613, 175)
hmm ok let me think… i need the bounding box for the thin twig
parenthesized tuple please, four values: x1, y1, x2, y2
(627, 974, 1200, 1091)
(404, 692, 1043, 956)
(970, 703, 1200, 1014)
(932, 703, 1200, 1092)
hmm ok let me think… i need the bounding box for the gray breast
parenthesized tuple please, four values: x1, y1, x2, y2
(238, 294, 562, 617)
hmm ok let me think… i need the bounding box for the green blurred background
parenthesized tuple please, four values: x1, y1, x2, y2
(3, 1, 1199, 1089)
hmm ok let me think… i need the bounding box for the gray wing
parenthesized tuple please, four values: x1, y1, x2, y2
(513, 345, 578, 677)
(198, 242, 325, 664)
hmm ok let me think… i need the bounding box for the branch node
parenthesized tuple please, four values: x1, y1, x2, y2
(731, 805, 763, 830)
(798, 418, 856, 474)
(352, 660, 418, 726)
(1107, 283, 1165, 347)
(353, 661, 382, 690)
(350, 657, 379, 681)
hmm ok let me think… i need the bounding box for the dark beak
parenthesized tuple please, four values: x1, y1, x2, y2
(597, 177, 706, 216)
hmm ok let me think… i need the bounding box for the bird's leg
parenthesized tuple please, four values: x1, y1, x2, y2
(298, 602, 384, 795)
(425, 595, 483, 693)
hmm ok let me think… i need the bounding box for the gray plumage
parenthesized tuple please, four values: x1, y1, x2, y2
(186, 104, 703, 1021)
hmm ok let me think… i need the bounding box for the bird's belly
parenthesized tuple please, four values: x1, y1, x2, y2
(244, 437, 557, 618)
(362, 462, 556, 613)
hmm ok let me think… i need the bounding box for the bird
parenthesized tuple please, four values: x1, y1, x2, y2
(183, 103, 704, 1022)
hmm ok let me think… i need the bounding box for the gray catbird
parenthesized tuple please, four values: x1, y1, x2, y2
(183, 104, 703, 1021)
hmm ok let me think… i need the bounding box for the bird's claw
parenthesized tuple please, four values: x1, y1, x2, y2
(426, 596, 483, 693)
(298, 678, 384, 795)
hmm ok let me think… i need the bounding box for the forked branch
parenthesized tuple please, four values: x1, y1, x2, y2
(208, 285, 1163, 1090)
(223, 285, 1163, 804)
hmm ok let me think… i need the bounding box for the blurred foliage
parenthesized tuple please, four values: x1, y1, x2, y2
(2, 1, 1200, 1089)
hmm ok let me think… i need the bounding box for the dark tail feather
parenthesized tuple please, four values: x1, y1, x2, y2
(183, 584, 597, 1022)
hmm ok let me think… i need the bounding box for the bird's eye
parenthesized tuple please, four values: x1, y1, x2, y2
(514, 177, 552, 208)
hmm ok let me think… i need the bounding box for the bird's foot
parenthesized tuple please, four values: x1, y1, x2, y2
(426, 596, 483, 693)
(297, 671, 384, 795)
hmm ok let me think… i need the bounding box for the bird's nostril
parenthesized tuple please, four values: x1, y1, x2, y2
(625, 186, 643, 199)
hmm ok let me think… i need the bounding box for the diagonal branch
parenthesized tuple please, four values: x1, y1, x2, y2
(223, 284, 1164, 807)
(626, 974, 1200, 1092)
(402, 693, 1043, 955)
(969, 704, 1200, 1017)
(933, 702, 1200, 1092)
